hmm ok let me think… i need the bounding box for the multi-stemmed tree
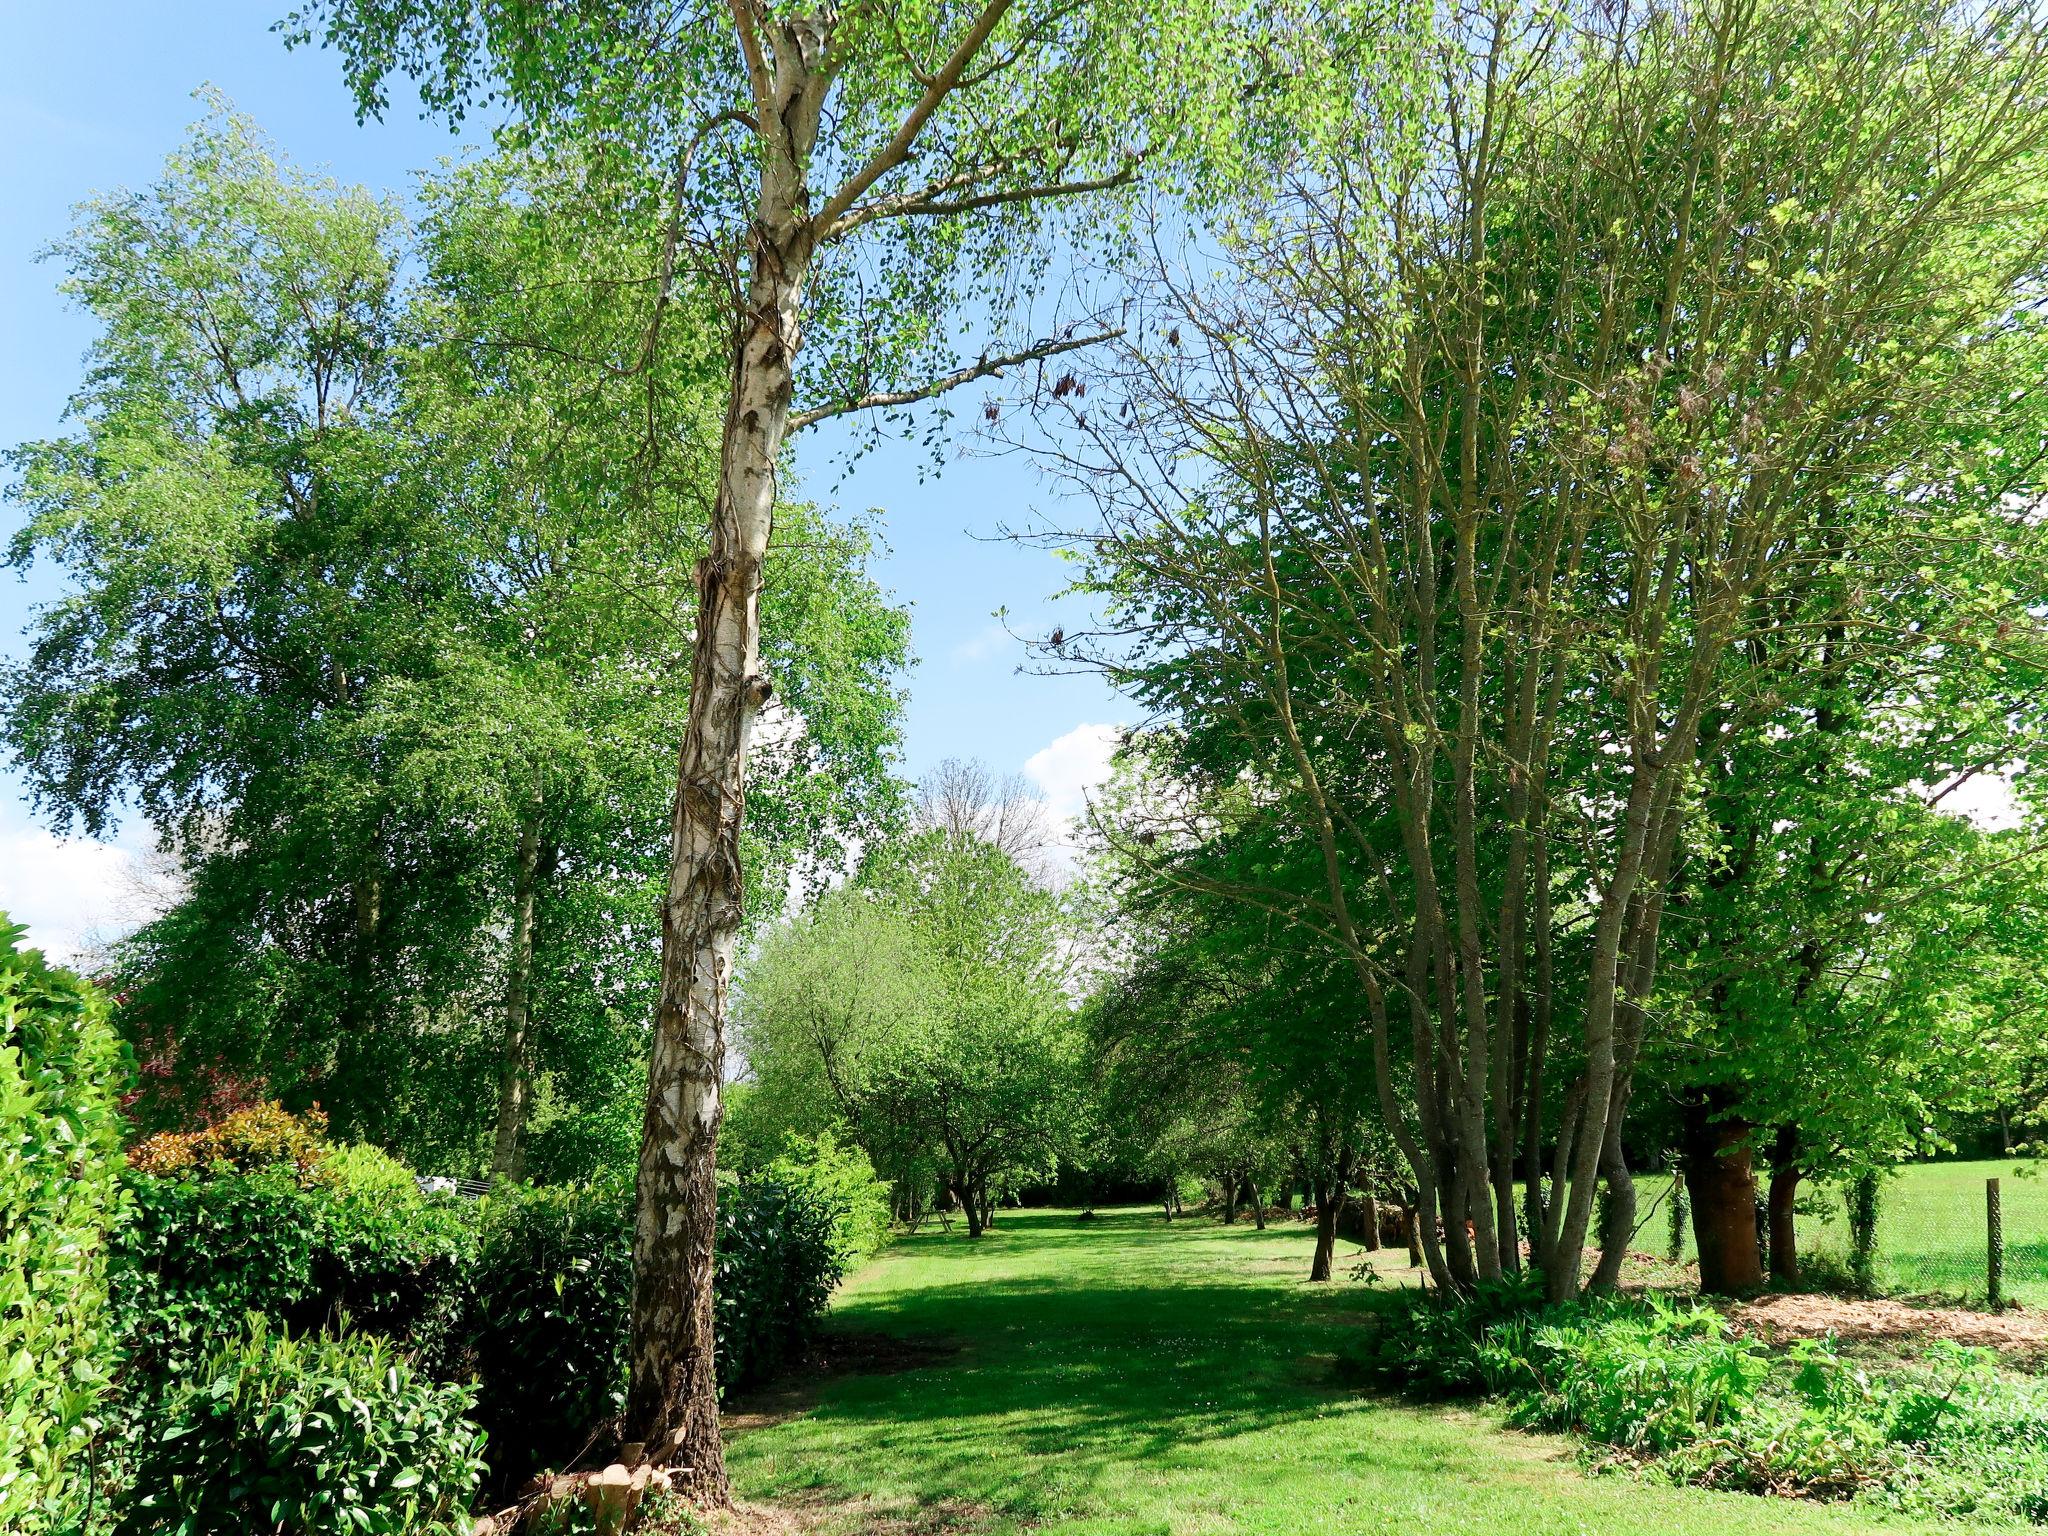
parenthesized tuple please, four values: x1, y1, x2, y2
(1035, 0, 2048, 1299)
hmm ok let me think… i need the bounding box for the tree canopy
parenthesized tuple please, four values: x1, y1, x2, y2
(5, 109, 910, 1170)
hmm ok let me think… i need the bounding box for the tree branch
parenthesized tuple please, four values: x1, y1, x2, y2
(725, 0, 776, 125)
(813, 0, 1017, 236)
(788, 327, 1122, 431)
(825, 158, 1140, 239)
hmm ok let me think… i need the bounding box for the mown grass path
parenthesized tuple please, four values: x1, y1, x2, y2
(725, 1208, 1978, 1535)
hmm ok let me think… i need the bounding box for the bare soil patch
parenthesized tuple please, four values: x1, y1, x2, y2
(1728, 1292, 2048, 1354)
(721, 1329, 962, 1432)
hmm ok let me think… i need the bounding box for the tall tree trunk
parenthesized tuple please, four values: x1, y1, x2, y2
(1683, 1091, 1763, 1294)
(336, 867, 384, 1137)
(623, 36, 828, 1500)
(1767, 1124, 1801, 1286)
(1310, 1182, 1341, 1282)
(489, 807, 544, 1180)
(1359, 1189, 1382, 1253)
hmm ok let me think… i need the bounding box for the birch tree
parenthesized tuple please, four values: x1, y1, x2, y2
(286, 0, 1285, 1493)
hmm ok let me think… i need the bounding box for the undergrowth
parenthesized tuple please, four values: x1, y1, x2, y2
(1343, 1275, 2048, 1523)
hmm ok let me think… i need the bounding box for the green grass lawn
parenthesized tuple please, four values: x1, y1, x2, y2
(723, 1207, 1996, 1534)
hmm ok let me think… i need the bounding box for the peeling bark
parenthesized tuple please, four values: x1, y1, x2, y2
(623, 20, 831, 1500)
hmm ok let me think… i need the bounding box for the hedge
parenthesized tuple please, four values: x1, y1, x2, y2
(0, 917, 130, 1535)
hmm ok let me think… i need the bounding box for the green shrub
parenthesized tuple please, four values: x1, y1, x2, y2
(0, 919, 129, 1535)
(109, 1138, 866, 1500)
(717, 1176, 847, 1394)
(113, 1164, 330, 1393)
(306, 1173, 476, 1368)
(1503, 1297, 1778, 1456)
(1338, 1270, 1544, 1397)
(761, 1129, 892, 1267)
(1347, 1275, 2048, 1521)
(110, 1161, 477, 1399)
(1876, 1349, 2048, 1523)
(464, 1179, 635, 1486)
(116, 1319, 486, 1536)
(319, 1140, 428, 1200)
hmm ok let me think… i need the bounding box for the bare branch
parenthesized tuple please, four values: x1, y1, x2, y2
(788, 327, 1121, 430)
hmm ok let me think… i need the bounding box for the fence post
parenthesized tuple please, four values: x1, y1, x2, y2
(1988, 1177, 2004, 1309)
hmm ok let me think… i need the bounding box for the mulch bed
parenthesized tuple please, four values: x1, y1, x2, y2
(1728, 1291, 2048, 1354)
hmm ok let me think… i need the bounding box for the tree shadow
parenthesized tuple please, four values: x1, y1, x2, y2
(722, 1207, 1411, 1527)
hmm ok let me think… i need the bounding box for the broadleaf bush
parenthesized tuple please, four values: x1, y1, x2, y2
(760, 1129, 893, 1269)
(1346, 1277, 2048, 1521)
(110, 1154, 477, 1399)
(115, 1319, 487, 1536)
(98, 1100, 876, 1515)
(0, 919, 130, 1536)
(716, 1175, 847, 1393)
(463, 1178, 636, 1486)
(127, 1100, 331, 1178)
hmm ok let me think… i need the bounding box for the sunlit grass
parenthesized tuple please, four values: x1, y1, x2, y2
(724, 1206, 1992, 1534)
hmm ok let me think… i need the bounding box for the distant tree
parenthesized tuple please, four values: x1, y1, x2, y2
(1084, 767, 1388, 1279)
(915, 757, 1054, 876)
(738, 828, 1088, 1238)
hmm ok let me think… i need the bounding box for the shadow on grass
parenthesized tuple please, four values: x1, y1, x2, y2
(723, 1207, 1413, 1525)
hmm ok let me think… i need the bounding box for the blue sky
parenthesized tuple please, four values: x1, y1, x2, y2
(0, 1, 1124, 958)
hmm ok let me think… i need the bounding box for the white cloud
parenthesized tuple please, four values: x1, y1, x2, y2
(947, 622, 1011, 668)
(1024, 722, 1123, 845)
(0, 803, 151, 966)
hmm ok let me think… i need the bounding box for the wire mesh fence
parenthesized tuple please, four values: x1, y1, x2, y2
(1798, 1161, 2048, 1304)
(1645, 1158, 2048, 1304)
